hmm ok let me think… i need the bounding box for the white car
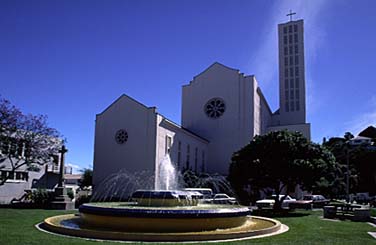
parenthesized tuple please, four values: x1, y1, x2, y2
(203, 193, 238, 205)
(256, 195, 296, 209)
(212, 193, 238, 205)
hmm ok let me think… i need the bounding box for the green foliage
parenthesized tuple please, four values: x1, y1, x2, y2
(324, 132, 376, 196)
(228, 130, 338, 207)
(67, 188, 74, 200)
(75, 194, 92, 208)
(79, 168, 92, 188)
(28, 188, 54, 207)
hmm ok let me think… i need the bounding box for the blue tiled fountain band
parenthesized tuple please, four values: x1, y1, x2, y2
(79, 203, 251, 219)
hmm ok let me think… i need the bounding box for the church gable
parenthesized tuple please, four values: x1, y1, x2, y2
(97, 94, 155, 119)
(188, 62, 240, 87)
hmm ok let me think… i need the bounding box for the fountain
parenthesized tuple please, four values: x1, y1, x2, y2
(38, 155, 287, 242)
(155, 154, 178, 190)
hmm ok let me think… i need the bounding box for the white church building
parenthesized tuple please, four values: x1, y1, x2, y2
(93, 19, 310, 189)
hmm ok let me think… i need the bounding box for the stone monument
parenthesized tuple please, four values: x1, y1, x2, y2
(50, 145, 74, 210)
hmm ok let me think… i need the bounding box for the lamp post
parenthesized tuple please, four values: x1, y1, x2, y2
(345, 145, 350, 203)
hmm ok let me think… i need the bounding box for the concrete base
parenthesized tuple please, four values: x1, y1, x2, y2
(323, 206, 336, 219)
(353, 209, 371, 222)
(50, 187, 74, 210)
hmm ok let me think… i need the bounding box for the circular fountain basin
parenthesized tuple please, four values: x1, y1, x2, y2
(39, 190, 288, 242)
(79, 202, 251, 232)
(40, 212, 284, 242)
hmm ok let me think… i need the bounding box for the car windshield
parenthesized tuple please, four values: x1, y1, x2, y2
(303, 196, 313, 200)
(215, 194, 228, 198)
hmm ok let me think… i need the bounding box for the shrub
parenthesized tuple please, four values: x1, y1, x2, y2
(29, 189, 54, 207)
(75, 194, 91, 208)
(67, 188, 74, 200)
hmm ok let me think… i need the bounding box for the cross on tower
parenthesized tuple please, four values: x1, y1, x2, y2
(287, 10, 296, 22)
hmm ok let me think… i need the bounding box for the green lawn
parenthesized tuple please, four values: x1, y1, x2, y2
(0, 208, 375, 245)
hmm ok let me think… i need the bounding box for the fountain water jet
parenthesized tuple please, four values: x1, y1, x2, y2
(155, 154, 178, 190)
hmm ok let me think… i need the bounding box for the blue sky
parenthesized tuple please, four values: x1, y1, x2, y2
(1, 0, 375, 172)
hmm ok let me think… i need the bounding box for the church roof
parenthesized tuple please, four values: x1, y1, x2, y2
(159, 115, 209, 143)
(184, 62, 243, 86)
(97, 94, 156, 116)
(193, 62, 240, 79)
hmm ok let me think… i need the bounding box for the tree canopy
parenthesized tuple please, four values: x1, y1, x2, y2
(228, 130, 338, 208)
(79, 168, 93, 189)
(0, 96, 63, 185)
(324, 131, 376, 196)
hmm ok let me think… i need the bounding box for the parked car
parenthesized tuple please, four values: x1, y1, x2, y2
(256, 195, 296, 209)
(202, 193, 237, 205)
(183, 188, 213, 199)
(289, 195, 330, 209)
(211, 193, 238, 205)
(369, 196, 376, 207)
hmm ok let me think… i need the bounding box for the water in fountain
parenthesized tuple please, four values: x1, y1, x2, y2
(155, 154, 178, 190)
(91, 169, 154, 202)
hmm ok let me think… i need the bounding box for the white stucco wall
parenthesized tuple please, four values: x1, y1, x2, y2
(155, 115, 209, 177)
(257, 88, 273, 135)
(181, 63, 259, 174)
(93, 95, 157, 190)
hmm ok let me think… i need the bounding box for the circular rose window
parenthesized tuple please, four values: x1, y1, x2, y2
(115, 129, 128, 144)
(204, 98, 226, 119)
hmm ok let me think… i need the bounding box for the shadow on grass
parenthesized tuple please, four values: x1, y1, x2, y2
(252, 209, 311, 218)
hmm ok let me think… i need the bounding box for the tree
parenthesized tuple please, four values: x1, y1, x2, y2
(228, 130, 338, 209)
(324, 131, 376, 196)
(0, 97, 62, 185)
(79, 168, 93, 188)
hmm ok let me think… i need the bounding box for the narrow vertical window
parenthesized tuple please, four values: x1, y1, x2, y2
(290, 101, 295, 111)
(289, 56, 293, 65)
(285, 102, 289, 112)
(289, 46, 293, 54)
(294, 34, 298, 43)
(284, 47, 288, 55)
(186, 144, 190, 169)
(285, 79, 288, 88)
(296, 101, 300, 111)
(1, 171, 7, 180)
(296, 89, 300, 100)
(290, 79, 294, 89)
(8, 171, 14, 180)
(295, 45, 298, 53)
(289, 25, 292, 33)
(194, 147, 198, 172)
(290, 90, 294, 100)
(177, 141, 181, 168)
(294, 24, 297, 32)
(295, 78, 299, 88)
(165, 136, 172, 154)
(285, 57, 288, 66)
(283, 36, 287, 44)
(289, 34, 292, 44)
(201, 151, 205, 172)
(285, 68, 288, 78)
(295, 55, 299, 65)
(295, 67, 299, 76)
(283, 26, 287, 34)
(285, 90, 289, 100)
(290, 67, 293, 77)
